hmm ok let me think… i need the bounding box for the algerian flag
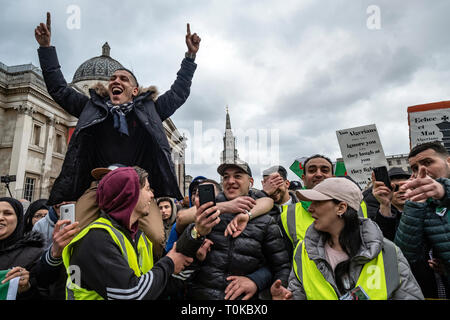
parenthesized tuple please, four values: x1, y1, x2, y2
(289, 157, 308, 179)
(0, 269, 19, 300)
(334, 161, 347, 177)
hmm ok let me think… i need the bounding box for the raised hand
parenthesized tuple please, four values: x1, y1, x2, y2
(194, 201, 220, 237)
(371, 172, 394, 217)
(262, 173, 285, 196)
(401, 166, 445, 202)
(35, 12, 51, 47)
(50, 219, 80, 258)
(186, 23, 201, 54)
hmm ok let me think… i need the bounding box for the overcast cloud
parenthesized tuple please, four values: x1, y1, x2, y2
(1, 0, 450, 189)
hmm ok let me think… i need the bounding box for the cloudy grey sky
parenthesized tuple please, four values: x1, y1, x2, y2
(2, 0, 450, 189)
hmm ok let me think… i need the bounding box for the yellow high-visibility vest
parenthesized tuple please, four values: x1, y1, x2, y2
(280, 202, 314, 249)
(359, 201, 368, 219)
(62, 217, 153, 300)
(292, 239, 399, 300)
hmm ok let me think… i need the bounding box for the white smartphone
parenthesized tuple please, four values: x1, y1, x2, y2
(60, 203, 75, 226)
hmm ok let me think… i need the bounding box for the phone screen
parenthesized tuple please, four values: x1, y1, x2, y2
(198, 184, 216, 207)
(373, 166, 392, 190)
(60, 203, 75, 225)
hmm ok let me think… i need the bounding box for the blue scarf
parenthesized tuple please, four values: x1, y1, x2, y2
(106, 100, 134, 136)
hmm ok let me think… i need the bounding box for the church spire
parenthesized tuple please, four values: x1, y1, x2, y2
(225, 106, 231, 130)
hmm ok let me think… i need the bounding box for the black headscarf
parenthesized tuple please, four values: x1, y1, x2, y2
(0, 197, 24, 251)
(23, 199, 49, 233)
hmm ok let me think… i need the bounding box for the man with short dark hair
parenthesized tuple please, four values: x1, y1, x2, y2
(177, 161, 290, 300)
(261, 165, 298, 208)
(279, 155, 335, 257)
(408, 141, 450, 179)
(395, 141, 450, 298)
(34, 12, 201, 205)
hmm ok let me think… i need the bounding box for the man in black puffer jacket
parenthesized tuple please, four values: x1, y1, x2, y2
(177, 161, 290, 300)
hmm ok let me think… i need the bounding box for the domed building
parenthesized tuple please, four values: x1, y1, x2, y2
(0, 43, 187, 200)
(71, 42, 123, 95)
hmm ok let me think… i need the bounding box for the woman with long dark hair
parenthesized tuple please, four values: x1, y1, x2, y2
(271, 178, 424, 300)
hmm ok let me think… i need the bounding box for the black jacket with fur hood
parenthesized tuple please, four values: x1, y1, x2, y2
(38, 46, 196, 205)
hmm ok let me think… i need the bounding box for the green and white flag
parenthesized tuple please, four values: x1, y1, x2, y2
(0, 269, 19, 300)
(289, 157, 308, 179)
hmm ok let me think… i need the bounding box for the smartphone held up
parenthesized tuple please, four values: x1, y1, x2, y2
(373, 166, 392, 190)
(60, 203, 75, 227)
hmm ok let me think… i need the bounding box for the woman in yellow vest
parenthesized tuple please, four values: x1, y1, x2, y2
(271, 177, 424, 300)
(62, 167, 193, 300)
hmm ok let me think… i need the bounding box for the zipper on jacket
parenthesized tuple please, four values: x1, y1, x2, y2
(224, 232, 235, 287)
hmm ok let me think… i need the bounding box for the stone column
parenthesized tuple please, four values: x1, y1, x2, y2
(9, 103, 35, 198)
(40, 114, 56, 199)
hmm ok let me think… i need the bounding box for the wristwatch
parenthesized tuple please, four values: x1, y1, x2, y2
(190, 225, 203, 240)
(245, 210, 253, 220)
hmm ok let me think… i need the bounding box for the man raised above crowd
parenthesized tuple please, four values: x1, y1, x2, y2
(34, 12, 201, 205)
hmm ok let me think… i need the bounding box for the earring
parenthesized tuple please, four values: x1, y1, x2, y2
(338, 213, 343, 219)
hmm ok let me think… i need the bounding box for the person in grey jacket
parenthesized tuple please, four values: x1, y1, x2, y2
(271, 177, 424, 300)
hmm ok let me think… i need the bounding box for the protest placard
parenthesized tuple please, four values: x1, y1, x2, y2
(408, 101, 450, 152)
(336, 124, 388, 190)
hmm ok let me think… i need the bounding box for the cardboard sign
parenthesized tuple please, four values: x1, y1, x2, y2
(408, 101, 450, 152)
(336, 124, 388, 190)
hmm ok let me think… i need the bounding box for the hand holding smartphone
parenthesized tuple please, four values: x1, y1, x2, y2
(373, 166, 392, 190)
(198, 184, 216, 208)
(60, 203, 75, 227)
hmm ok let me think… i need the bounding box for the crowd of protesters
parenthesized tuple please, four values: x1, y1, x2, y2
(1, 12, 450, 301)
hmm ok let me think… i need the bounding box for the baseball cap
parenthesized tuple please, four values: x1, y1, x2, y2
(262, 165, 288, 180)
(288, 180, 303, 191)
(91, 164, 126, 181)
(217, 161, 252, 177)
(295, 177, 363, 211)
(388, 167, 410, 180)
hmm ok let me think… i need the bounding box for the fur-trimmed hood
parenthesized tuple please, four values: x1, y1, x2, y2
(90, 82, 159, 102)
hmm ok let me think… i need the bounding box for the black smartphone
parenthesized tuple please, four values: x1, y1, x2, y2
(373, 166, 392, 190)
(198, 184, 216, 207)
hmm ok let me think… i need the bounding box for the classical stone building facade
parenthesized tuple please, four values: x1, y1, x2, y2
(0, 43, 187, 200)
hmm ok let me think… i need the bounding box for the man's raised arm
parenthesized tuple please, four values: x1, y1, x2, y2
(154, 23, 201, 121)
(35, 12, 88, 118)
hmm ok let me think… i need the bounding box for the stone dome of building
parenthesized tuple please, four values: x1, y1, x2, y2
(72, 42, 123, 83)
